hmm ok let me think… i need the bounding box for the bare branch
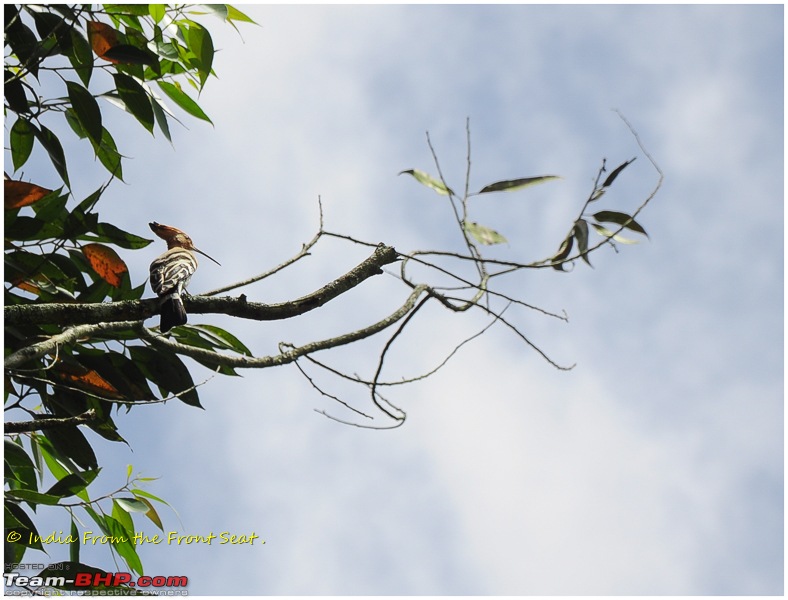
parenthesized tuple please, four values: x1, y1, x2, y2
(292, 359, 374, 420)
(368, 294, 431, 422)
(456, 297, 575, 371)
(302, 302, 501, 389)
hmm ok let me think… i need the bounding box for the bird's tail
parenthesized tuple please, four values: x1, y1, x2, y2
(160, 292, 187, 333)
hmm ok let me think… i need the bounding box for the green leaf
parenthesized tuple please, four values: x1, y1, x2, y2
(131, 488, 168, 505)
(135, 496, 164, 530)
(589, 188, 606, 202)
(4, 505, 25, 529)
(5, 441, 38, 493)
(149, 4, 166, 23)
(32, 124, 70, 187)
(152, 39, 181, 62)
(5, 8, 40, 77)
(10, 118, 35, 171)
(45, 423, 98, 471)
(591, 222, 639, 244)
(463, 221, 508, 245)
(45, 471, 98, 498)
(551, 234, 574, 271)
(65, 108, 87, 139)
(6, 488, 63, 506)
(32, 188, 69, 222)
(573, 219, 592, 266)
(68, 27, 94, 86)
(104, 516, 143, 575)
(91, 128, 124, 180)
(83, 504, 110, 536)
(602, 158, 636, 188)
(90, 222, 152, 249)
(104, 515, 144, 575)
(151, 96, 172, 142)
(103, 44, 157, 66)
(113, 73, 155, 133)
(75, 186, 104, 215)
(477, 175, 560, 194)
(7, 216, 44, 241)
(592, 210, 648, 237)
(5, 70, 30, 113)
(50, 5, 78, 20)
(31, 10, 73, 55)
(105, 3, 151, 17)
(5, 501, 44, 551)
(129, 346, 202, 408)
(36, 435, 70, 482)
(197, 4, 229, 20)
(66, 81, 103, 145)
(116, 497, 150, 513)
(193, 4, 258, 28)
(69, 519, 80, 564)
(398, 169, 454, 196)
(157, 80, 213, 123)
(189, 324, 253, 355)
(226, 5, 257, 25)
(111, 500, 135, 538)
(185, 23, 214, 87)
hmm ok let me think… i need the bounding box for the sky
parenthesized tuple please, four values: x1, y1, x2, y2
(8, 4, 783, 596)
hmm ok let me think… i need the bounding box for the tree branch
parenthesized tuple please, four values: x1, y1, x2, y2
(138, 284, 429, 368)
(5, 321, 142, 369)
(4, 244, 399, 327)
(5, 409, 100, 434)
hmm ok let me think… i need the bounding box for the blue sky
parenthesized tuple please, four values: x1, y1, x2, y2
(10, 4, 783, 595)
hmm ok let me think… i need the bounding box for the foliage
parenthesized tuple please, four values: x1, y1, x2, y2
(4, 3, 661, 593)
(4, 3, 254, 591)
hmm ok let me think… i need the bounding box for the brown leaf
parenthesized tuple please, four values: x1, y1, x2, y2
(10, 278, 41, 295)
(82, 243, 128, 287)
(4, 180, 53, 209)
(87, 21, 121, 62)
(52, 363, 123, 399)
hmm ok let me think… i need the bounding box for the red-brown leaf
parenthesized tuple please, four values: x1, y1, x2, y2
(82, 243, 128, 287)
(87, 21, 121, 62)
(4, 180, 53, 209)
(52, 363, 123, 399)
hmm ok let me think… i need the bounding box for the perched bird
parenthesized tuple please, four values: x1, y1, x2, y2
(148, 222, 220, 333)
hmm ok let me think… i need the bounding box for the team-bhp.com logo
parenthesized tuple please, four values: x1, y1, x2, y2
(4, 571, 187, 589)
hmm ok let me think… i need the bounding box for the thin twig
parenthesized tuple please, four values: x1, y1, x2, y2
(203, 197, 325, 296)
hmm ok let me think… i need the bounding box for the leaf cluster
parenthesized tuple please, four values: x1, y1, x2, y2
(5, 3, 255, 586)
(399, 152, 646, 265)
(6, 433, 170, 587)
(5, 3, 253, 185)
(548, 158, 648, 270)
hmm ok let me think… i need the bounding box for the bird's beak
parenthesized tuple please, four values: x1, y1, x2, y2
(194, 247, 221, 266)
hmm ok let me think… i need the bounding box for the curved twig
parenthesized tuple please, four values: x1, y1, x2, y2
(203, 197, 325, 296)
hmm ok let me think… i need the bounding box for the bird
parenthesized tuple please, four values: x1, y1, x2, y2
(148, 222, 220, 333)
